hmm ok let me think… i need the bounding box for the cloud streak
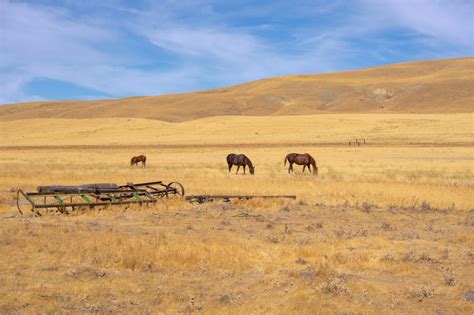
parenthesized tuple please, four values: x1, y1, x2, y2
(0, 0, 472, 104)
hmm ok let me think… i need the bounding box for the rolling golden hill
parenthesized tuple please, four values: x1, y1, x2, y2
(1, 57, 473, 122)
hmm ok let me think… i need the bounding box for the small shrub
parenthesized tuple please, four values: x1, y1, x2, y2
(335, 229, 346, 238)
(443, 270, 455, 286)
(403, 251, 418, 262)
(403, 251, 438, 264)
(380, 253, 395, 262)
(305, 223, 323, 231)
(420, 201, 432, 211)
(361, 202, 372, 213)
(297, 200, 308, 206)
(419, 253, 439, 264)
(408, 286, 435, 302)
(267, 235, 283, 243)
(320, 275, 347, 295)
(280, 206, 291, 212)
(295, 258, 307, 265)
(387, 204, 399, 212)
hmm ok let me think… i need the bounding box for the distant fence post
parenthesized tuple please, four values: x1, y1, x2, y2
(349, 139, 366, 146)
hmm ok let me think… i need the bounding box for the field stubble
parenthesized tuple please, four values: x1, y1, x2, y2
(0, 114, 473, 313)
(1, 145, 472, 210)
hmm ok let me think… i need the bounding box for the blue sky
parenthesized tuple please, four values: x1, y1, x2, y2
(0, 0, 473, 104)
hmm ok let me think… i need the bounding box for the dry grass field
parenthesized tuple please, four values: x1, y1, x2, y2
(1, 113, 473, 147)
(0, 113, 473, 313)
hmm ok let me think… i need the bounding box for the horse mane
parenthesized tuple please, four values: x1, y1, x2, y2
(244, 155, 254, 168)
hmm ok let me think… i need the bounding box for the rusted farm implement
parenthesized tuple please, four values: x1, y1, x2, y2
(186, 195, 296, 204)
(16, 180, 184, 216)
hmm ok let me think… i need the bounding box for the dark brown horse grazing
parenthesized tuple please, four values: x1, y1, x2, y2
(284, 153, 318, 175)
(130, 155, 147, 168)
(227, 153, 255, 175)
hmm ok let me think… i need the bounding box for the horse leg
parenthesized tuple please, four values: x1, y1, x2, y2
(228, 163, 232, 173)
(289, 163, 294, 174)
(302, 165, 306, 173)
(235, 165, 240, 174)
(243, 165, 246, 175)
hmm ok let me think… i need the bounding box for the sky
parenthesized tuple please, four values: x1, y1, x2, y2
(0, 0, 473, 104)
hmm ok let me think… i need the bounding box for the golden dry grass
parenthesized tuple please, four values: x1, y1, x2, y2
(0, 113, 473, 313)
(1, 145, 473, 210)
(1, 203, 472, 313)
(0, 113, 473, 146)
(0, 57, 473, 122)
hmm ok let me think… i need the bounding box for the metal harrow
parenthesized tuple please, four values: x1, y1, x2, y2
(16, 180, 184, 216)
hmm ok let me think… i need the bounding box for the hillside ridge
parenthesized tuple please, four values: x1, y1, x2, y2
(1, 57, 473, 122)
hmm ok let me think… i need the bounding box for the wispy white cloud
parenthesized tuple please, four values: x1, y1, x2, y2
(0, 1, 111, 66)
(147, 27, 264, 60)
(0, 71, 42, 104)
(0, 0, 472, 104)
(133, 2, 349, 83)
(0, 0, 206, 103)
(361, 0, 473, 48)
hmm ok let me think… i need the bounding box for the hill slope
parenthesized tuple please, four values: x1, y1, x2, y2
(1, 58, 473, 122)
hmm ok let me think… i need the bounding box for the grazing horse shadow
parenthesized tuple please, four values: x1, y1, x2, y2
(284, 153, 318, 175)
(227, 153, 255, 175)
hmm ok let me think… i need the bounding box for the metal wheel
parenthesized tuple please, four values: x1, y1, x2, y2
(166, 181, 185, 198)
(16, 189, 26, 215)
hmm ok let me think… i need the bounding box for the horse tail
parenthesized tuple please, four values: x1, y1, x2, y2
(130, 157, 135, 166)
(310, 155, 318, 176)
(284, 154, 288, 166)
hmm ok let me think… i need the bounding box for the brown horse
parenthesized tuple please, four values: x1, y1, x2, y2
(284, 153, 318, 175)
(130, 155, 147, 168)
(227, 153, 255, 175)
